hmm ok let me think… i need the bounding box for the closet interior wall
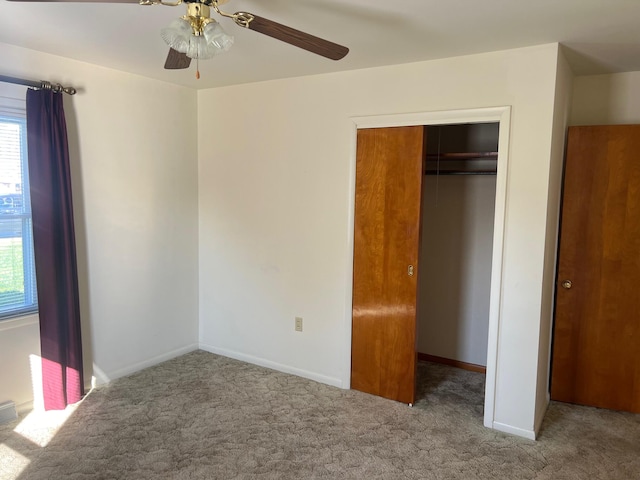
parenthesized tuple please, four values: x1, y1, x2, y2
(417, 123, 499, 369)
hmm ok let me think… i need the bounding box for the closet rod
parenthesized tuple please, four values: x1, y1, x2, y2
(0, 74, 76, 95)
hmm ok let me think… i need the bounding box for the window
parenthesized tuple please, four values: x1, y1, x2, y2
(0, 96, 37, 319)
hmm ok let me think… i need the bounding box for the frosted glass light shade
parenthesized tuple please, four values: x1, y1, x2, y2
(160, 18, 234, 60)
(203, 21, 234, 52)
(186, 36, 210, 59)
(187, 21, 234, 59)
(160, 18, 192, 54)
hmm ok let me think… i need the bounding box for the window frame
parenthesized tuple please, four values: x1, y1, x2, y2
(0, 109, 38, 321)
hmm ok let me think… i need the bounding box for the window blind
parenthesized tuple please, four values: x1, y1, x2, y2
(0, 106, 38, 319)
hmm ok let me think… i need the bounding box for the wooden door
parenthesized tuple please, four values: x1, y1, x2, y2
(351, 126, 425, 405)
(551, 125, 640, 413)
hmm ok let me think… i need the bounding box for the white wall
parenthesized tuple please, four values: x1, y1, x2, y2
(0, 316, 40, 411)
(0, 42, 200, 410)
(198, 43, 562, 437)
(418, 175, 496, 366)
(534, 48, 574, 433)
(571, 71, 640, 125)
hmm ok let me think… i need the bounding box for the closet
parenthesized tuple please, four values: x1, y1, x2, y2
(417, 123, 498, 374)
(351, 121, 500, 407)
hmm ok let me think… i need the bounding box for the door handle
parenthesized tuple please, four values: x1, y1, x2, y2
(561, 280, 572, 289)
(408, 265, 414, 277)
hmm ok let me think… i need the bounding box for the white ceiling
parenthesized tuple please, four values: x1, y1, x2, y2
(1, 0, 640, 89)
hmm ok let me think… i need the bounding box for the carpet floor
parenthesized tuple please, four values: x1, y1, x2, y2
(1, 350, 638, 479)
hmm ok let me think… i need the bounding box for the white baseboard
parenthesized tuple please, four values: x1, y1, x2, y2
(95, 343, 200, 386)
(492, 421, 537, 440)
(199, 343, 344, 389)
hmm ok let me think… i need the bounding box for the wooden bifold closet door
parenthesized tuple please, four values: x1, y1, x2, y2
(551, 125, 640, 413)
(351, 126, 425, 405)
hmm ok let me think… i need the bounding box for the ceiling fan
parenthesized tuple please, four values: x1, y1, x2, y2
(8, 0, 349, 75)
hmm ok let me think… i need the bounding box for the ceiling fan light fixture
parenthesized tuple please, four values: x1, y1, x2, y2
(185, 27, 233, 60)
(161, 15, 233, 60)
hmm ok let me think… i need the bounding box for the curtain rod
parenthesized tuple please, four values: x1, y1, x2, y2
(0, 74, 76, 95)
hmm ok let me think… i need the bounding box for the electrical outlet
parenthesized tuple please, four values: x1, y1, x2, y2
(295, 317, 303, 332)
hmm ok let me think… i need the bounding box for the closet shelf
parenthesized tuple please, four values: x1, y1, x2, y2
(425, 151, 497, 176)
(425, 152, 498, 161)
(424, 170, 496, 176)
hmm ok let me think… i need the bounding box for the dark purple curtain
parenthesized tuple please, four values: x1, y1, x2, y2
(26, 89, 84, 410)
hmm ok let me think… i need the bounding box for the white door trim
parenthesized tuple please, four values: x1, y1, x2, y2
(343, 106, 512, 431)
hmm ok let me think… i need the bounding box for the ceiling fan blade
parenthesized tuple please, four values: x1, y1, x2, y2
(240, 14, 349, 61)
(164, 49, 191, 70)
(6, 0, 139, 2)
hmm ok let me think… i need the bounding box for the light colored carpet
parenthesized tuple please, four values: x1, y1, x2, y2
(1, 350, 639, 479)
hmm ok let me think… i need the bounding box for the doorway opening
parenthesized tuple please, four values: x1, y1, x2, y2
(346, 107, 511, 432)
(417, 122, 499, 421)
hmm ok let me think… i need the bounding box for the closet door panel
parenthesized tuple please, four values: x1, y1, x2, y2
(551, 125, 640, 413)
(351, 126, 424, 405)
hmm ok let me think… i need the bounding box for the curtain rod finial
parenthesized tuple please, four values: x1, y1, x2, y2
(39, 80, 76, 95)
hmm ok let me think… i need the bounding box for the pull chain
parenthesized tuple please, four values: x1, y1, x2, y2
(196, 55, 200, 79)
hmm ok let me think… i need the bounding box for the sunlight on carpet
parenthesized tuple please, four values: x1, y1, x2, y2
(13, 403, 79, 448)
(0, 444, 30, 478)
